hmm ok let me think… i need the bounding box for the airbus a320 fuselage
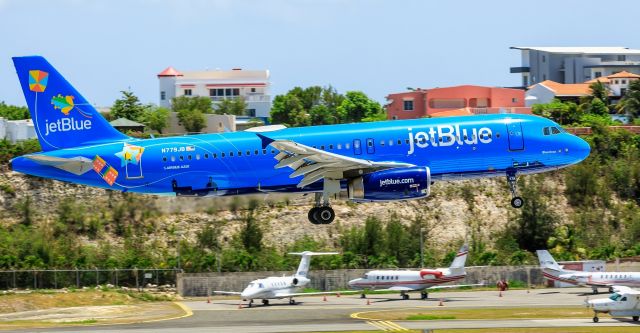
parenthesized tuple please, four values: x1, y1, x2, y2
(10, 56, 591, 224)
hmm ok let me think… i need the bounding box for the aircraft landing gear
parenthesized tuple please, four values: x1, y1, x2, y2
(633, 315, 639, 322)
(593, 315, 599, 323)
(608, 287, 614, 293)
(421, 291, 428, 300)
(592, 288, 599, 295)
(401, 292, 409, 300)
(289, 298, 296, 305)
(507, 172, 524, 208)
(262, 299, 269, 306)
(360, 293, 367, 299)
(308, 191, 336, 225)
(248, 300, 253, 308)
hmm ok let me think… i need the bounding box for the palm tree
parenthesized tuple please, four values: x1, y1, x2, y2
(617, 79, 640, 121)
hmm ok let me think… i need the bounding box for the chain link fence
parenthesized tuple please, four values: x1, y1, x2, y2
(0, 268, 181, 290)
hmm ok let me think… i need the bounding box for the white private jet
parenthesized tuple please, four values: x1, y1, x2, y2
(215, 251, 349, 307)
(587, 285, 640, 323)
(537, 250, 640, 294)
(348, 244, 479, 300)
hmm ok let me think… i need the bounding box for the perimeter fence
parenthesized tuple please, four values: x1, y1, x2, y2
(0, 268, 181, 290)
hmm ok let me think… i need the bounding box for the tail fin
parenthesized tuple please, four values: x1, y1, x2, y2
(12, 56, 128, 151)
(536, 250, 561, 270)
(449, 244, 469, 269)
(289, 251, 338, 277)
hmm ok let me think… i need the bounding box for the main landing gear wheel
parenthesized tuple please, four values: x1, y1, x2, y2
(262, 299, 269, 306)
(633, 315, 639, 322)
(402, 294, 409, 300)
(308, 206, 335, 224)
(421, 292, 428, 300)
(289, 298, 296, 305)
(593, 316, 599, 323)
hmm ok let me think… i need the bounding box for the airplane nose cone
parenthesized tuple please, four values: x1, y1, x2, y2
(572, 136, 591, 162)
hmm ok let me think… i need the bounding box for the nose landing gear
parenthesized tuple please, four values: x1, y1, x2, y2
(507, 172, 524, 208)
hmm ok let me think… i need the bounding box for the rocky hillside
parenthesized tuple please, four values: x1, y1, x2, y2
(0, 169, 575, 251)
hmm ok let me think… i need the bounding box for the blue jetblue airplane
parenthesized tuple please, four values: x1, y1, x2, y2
(10, 56, 590, 224)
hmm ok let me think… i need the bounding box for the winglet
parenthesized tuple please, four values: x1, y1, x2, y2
(256, 133, 275, 149)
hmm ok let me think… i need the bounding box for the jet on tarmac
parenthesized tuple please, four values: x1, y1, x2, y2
(347, 244, 480, 300)
(537, 250, 640, 294)
(215, 251, 351, 307)
(587, 285, 640, 323)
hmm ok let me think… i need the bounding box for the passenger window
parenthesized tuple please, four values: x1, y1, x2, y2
(196, 154, 200, 160)
(271, 150, 276, 154)
(188, 155, 192, 160)
(238, 151, 242, 156)
(262, 149, 267, 155)
(247, 151, 251, 156)
(368, 141, 373, 147)
(162, 156, 167, 162)
(212, 153, 216, 158)
(179, 156, 184, 161)
(543, 127, 550, 136)
(380, 141, 385, 146)
(221, 153, 225, 158)
(551, 127, 561, 135)
(337, 144, 342, 149)
(329, 144, 333, 149)
(397, 139, 402, 145)
(254, 150, 259, 155)
(171, 156, 175, 162)
(321, 145, 325, 150)
(230, 152, 234, 157)
(405, 139, 410, 144)
(496, 133, 500, 138)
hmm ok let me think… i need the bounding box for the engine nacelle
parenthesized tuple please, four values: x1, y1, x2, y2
(419, 269, 443, 279)
(292, 278, 299, 286)
(348, 167, 431, 202)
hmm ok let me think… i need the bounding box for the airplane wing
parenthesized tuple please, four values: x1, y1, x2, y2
(426, 283, 485, 290)
(272, 290, 360, 298)
(611, 286, 640, 294)
(257, 135, 413, 188)
(212, 291, 242, 296)
(24, 155, 93, 175)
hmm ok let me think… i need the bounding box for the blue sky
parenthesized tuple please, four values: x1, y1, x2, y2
(1, 0, 639, 107)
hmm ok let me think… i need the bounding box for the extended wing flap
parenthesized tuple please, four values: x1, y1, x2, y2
(263, 137, 414, 188)
(25, 155, 93, 175)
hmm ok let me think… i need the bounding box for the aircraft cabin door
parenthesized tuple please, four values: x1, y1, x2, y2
(353, 139, 362, 155)
(366, 138, 375, 154)
(506, 121, 524, 151)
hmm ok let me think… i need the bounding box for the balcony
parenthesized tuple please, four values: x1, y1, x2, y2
(510, 67, 530, 73)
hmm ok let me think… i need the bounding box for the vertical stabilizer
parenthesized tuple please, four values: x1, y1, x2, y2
(449, 244, 469, 270)
(12, 56, 128, 151)
(536, 250, 562, 271)
(289, 251, 338, 277)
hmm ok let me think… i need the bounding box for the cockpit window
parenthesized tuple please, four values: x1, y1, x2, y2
(258, 283, 264, 288)
(609, 293, 621, 301)
(543, 127, 550, 136)
(248, 283, 255, 288)
(551, 127, 561, 134)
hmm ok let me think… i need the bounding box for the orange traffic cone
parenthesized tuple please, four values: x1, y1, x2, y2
(336, 292, 341, 298)
(366, 299, 371, 305)
(438, 298, 444, 306)
(323, 296, 327, 302)
(499, 291, 503, 297)
(207, 296, 211, 303)
(238, 302, 243, 309)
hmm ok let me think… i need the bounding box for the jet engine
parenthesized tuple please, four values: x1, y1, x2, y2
(348, 167, 431, 202)
(419, 269, 443, 279)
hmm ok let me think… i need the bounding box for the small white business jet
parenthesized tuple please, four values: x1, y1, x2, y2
(537, 250, 640, 294)
(215, 251, 349, 307)
(348, 244, 479, 300)
(587, 285, 640, 323)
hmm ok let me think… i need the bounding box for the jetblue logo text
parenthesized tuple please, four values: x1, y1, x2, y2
(44, 118, 92, 136)
(379, 178, 414, 187)
(407, 125, 493, 154)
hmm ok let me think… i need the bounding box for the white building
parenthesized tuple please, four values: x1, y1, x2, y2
(158, 66, 271, 120)
(0, 118, 36, 143)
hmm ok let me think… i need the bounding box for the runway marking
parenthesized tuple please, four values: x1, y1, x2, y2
(366, 320, 409, 331)
(138, 302, 194, 323)
(351, 307, 440, 320)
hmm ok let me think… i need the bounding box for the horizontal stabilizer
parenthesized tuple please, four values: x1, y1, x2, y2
(25, 154, 93, 175)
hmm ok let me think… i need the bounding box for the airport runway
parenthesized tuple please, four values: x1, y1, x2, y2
(30, 288, 639, 332)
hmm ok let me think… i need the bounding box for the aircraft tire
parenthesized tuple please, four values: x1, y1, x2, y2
(608, 287, 614, 293)
(633, 316, 639, 322)
(421, 292, 428, 300)
(262, 299, 269, 306)
(308, 208, 321, 225)
(593, 316, 599, 323)
(316, 206, 335, 224)
(511, 197, 524, 208)
(402, 294, 409, 300)
(289, 299, 296, 305)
